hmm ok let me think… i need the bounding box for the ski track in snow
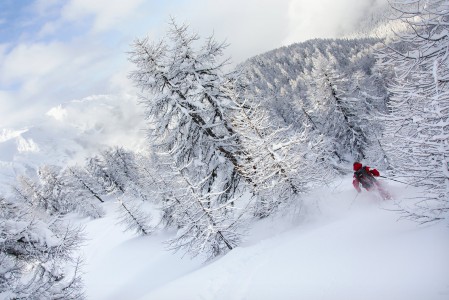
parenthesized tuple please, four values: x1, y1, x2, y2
(79, 176, 449, 300)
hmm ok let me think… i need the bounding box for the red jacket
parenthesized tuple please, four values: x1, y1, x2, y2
(352, 164, 379, 192)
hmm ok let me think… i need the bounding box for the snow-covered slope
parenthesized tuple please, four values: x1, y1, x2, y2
(79, 176, 449, 300)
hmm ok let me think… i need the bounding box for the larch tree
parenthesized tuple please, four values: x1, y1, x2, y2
(0, 197, 84, 299)
(230, 96, 330, 218)
(85, 148, 153, 235)
(98, 147, 146, 199)
(106, 147, 152, 235)
(13, 166, 67, 216)
(127, 19, 257, 252)
(60, 166, 106, 219)
(128, 19, 247, 208)
(379, 0, 449, 222)
(306, 55, 370, 163)
(160, 159, 243, 259)
(13, 165, 104, 219)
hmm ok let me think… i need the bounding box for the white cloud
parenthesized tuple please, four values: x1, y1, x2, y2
(0, 36, 120, 127)
(60, 0, 145, 32)
(32, 0, 65, 15)
(137, 0, 388, 63)
(285, 0, 388, 44)
(46, 104, 67, 121)
(45, 93, 147, 155)
(164, 0, 292, 63)
(17, 135, 40, 153)
(0, 128, 28, 143)
(37, 21, 59, 37)
(0, 90, 23, 127)
(0, 42, 69, 84)
(0, 0, 390, 132)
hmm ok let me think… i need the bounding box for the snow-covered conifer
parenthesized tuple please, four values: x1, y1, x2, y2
(84, 148, 153, 234)
(0, 197, 84, 299)
(161, 163, 242, 259)
(128, 19, 246, 207)
(379, 0, 449, 222)
(60, 166, 106, 219)
(116, 197, 152, 235)
(306, 55, 369, 162)
(238, 38, 389, 168)
(231, 98, 330, 218)
(13, 166, 67, 215)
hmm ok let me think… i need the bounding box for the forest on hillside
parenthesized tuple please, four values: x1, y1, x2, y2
(1, 1, 448, 298)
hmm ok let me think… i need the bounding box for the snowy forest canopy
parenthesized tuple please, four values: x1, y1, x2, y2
(1, 0, 448, 298)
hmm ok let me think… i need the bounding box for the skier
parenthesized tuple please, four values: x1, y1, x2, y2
(352, 162, 390, 199)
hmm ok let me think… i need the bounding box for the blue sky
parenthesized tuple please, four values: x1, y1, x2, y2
(0, 0, 387, 129)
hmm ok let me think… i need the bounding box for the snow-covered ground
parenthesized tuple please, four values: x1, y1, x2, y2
(80, 176, 449, 300)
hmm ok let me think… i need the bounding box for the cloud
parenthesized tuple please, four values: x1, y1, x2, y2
(285, 0, 388, 44)
(0, 35, 121, 127)
(135, 0, 388, 63)
(37, 20, 59, 37)
(0, 0, 390, 132)
(45, 93, 147, 156)
(46, 104, 67, 121)
(0, 92, 147, 188)
(60, 0, 145, 32)
(161, 0, 291, 63)
(0, 42, 69, 84)
(32, 0, 65, 15)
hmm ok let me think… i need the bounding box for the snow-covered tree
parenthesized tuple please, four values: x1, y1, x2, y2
(160, 160, 243, 259)
(342, 68, 391, 169)
(84, 147, 142, 196)
(65, 166, 106, 204)
(0, 197, 84, 299)
(128, 19, 246, 207)
(13, 165, 104, 219)
(85, 151, 124, 195)
(60, 166, 105, 219)
(131, 153, 179, 228)
(84, 147, 153, 234)
(116, 197, 152, 236)
(85, 155, 118, 195)
(306, 55, 369, 162)
(13, 175, 44, 210)
(231, 97, 330, 218)
(13, 166, 68, 216)
(379, 0, 449, 222)
(238, 38, 389, 169)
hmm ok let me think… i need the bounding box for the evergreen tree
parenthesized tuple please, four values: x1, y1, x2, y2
(0, 197, 84, 299)
(231, 98, 330, 218)
(65, 166, 106, 204)
(116, 197, 152, 236)
(379, 0, 449, 222)
(60, 166, 106, 219)
(84, 147, 153, 234)
(161, 160, 242, 259)
(99, 147, 145, 199)
(238, 38, 389, 168)
(85, 155, 120, 195)
(13, 166, 66, 216)
(128, 19, 246, 207)
(306, 55, 368, 162)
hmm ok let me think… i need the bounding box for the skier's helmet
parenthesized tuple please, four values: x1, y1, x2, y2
(353, 162, 362, 171)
